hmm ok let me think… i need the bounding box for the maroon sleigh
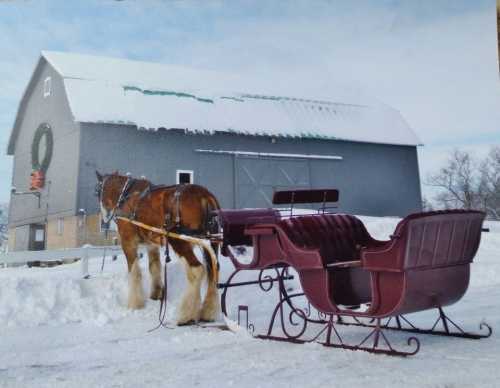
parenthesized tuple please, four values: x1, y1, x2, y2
(217, 189, 492, 356)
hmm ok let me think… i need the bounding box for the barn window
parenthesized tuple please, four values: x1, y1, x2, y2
(176, 170, 193, 184)
(57, 218, 64, 235)
(43, 77, 51, 98)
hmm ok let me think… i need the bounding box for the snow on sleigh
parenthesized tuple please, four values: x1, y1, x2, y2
(217, 189, 492, 357)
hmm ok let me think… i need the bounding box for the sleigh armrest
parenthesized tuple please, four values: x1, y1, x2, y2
(361, 239, 403, 272)
(244, 226, 275, 236)
(326, 260, 362, 269)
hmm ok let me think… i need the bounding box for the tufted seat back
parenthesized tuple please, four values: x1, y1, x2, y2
(278, 214, 376, 265)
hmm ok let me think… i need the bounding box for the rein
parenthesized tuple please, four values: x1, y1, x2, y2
(115, 216, 219, 284)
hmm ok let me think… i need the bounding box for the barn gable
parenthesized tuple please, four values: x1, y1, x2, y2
(7, 51, 421, 154)
(7, 58, 47, 156)
(7, 54, 83, 246)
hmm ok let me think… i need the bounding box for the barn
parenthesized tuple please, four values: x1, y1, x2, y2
(6, 51, 422, 251)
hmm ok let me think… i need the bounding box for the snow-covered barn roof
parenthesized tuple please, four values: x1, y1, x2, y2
(8, 51, 421, 154)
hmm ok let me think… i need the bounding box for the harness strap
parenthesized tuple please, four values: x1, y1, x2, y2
(173, 185, 188, 225)
(138, 184, 151, 201)
(116, 216, 219, 284)
(158, 229, 172, 329)
(149, 226, 177, 333)
(117, 178, 136, 208)
(129, 184, 152, 220)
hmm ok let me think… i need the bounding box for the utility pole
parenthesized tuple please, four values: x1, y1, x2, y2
(45, 180, 51, 250)
(77, 209, 87, 246)
(497, 0, 500, 73)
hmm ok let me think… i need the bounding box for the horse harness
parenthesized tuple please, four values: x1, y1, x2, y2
(98, 175, 213, 237)
(98, 175, 221, 325)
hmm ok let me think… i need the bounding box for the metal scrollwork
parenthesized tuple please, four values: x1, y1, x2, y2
(219, 264, 435, 356)
(479, 322, 493, 338)
(317, 310, 328, 322)
(258, 269, 277, 292)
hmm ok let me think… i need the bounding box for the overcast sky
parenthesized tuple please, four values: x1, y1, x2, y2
(0, 0, 498, 203)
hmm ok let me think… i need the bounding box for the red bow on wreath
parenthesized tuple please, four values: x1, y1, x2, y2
(30, 170, 45, 190)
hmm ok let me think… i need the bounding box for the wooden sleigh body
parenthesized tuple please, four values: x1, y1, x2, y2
(217, 190, 492, 356)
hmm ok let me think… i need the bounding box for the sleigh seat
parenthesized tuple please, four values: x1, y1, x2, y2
(219, 210, 386, 306)
(236, 210, 485, 317)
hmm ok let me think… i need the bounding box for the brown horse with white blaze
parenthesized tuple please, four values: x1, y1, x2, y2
(95, 171, 220, 325)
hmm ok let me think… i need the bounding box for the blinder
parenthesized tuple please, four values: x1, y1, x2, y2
(94, 180, 103, 197)
(97, 175, 137, 224)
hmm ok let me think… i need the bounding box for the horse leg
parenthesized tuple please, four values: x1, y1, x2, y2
(122, 238, 145, 309)
(178, 258, 205, 325)
(147, 245, 164, 300)
(172, 241, 205, 325)
(200, 243, 220, 322)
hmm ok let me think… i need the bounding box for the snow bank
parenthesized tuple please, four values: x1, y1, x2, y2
(0, 255, 192, 328)
(0, 217, 497, 328)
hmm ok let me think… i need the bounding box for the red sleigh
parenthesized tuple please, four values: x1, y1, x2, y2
(217, 189, 492, 356)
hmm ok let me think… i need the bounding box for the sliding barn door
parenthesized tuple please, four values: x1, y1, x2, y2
(235, 156, 310, 208)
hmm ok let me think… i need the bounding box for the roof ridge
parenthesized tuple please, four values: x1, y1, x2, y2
(40, 50, 378, 107)
(23, 50, 422, 148)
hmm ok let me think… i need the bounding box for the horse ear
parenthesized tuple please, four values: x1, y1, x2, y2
(112, 170, 119, 176)
(96, 170, 103, 182)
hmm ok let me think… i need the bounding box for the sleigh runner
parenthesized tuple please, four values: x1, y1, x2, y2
(216, 189, 492, 356)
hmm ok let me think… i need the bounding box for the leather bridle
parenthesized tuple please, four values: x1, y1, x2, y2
(96, 175, 136, 224)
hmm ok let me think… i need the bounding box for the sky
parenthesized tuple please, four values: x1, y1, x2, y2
(0, 0, 498, 203)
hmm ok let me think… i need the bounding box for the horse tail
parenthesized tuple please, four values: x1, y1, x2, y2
(202, 194, 220, 285)
(202, 242, 219, 285)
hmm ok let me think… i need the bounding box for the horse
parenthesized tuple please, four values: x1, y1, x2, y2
(95, 171, 220, 325)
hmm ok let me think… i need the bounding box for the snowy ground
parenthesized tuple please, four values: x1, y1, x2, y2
(1, 216, 499, 388)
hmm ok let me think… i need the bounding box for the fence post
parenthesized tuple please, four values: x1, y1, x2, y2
(81, 247, 90, 279)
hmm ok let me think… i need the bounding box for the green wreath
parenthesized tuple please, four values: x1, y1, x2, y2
(31, 123, 53, 172)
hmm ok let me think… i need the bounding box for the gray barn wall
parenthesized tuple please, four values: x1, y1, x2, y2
(8, 59, 80, 230)
(78, 124, 421, 217)
(13, 225, 30, 251)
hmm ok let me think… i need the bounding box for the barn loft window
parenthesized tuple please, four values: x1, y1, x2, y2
(176, 170, 193, 184)
(43, 77, 51, 98)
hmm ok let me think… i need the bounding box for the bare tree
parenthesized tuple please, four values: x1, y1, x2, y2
(0, 206, 7, 252)
(426, 149, 478, 210)
(478, 146, 500, 219)
(421, 196, 434, 211)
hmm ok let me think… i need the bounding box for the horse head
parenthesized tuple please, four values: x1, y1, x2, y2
(95, 171, 131, 223)
(96, 171, 152, 223)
